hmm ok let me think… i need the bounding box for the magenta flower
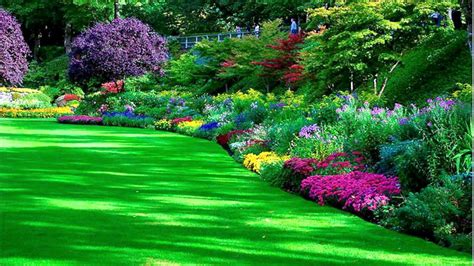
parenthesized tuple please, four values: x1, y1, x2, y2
(301, 171, 400, 212)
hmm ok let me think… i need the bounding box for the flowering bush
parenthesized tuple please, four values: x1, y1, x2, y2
(313, 151, 366, 175)
(101, 80, 124, 94)
(69, 18, 167, 85)
(0, 107, 72, 118)
(301, 171, 401, 212)
(63, 94, 81, 102)
(0, 9, 30, 85)
(284, 158, 318, 177)
(58, 115, 102, 125)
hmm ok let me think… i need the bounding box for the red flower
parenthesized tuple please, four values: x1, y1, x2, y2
(101, 80, 124, 94)
(63, 94, 81, 101)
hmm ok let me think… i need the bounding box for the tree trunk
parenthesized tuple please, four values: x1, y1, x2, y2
(114, 0, 120, 19)
(33, 32, 42, 61)
(350, 72, 354, 92)
(373, 76, 378, 94)
(64, 23, 72, 54)
(378, 60, 401, 97)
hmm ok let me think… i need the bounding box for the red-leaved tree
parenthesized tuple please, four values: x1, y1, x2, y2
(253, 34, 305, 88)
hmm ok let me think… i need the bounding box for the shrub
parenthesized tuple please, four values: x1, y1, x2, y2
(23, 55, 71, 90)
(0, 9, 30, 85)
(101, 80, 124, 94)
(283, 157, 318, 190)
(386, 175, 472, 252)
(266, 118, 308, 155)
(69, 18, 167, 86)
(260, 161, 292, 188)
(124, 74, 160, 92)
(301, 171, 401, 213)
(377, 140, 430, 192)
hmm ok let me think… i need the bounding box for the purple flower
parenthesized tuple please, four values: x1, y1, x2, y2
(371, 107, 384, 116)
(0, 9, 30, 85)
(394, 103, 402, 110)
(270, 102, 286, 110)
(398, 117, 409, 125)
(69, 18, 168, 83)
(299, 124, 321, 139)
(427, 121, 433, 127)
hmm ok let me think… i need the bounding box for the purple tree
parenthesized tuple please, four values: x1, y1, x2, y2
(0, 9, 30, 86)
(69, 18, 168, 86)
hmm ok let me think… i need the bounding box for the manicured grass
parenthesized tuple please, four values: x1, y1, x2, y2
(0, 118, 471, 265)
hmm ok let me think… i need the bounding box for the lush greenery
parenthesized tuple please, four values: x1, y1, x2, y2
(0, 119, 471, 264)
(0, 0, 472, 261)
(70, 83, 472, 251)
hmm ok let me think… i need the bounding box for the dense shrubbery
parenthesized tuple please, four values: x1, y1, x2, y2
(69, 18, 167, 88)
(0, 9, 30, 86)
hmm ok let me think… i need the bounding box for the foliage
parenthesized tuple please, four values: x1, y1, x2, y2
(253, 33, 305, 88)
(303, 3, 401, 94)
(385, 175, 472, 252)
(384, 30, 472, 104)
(259, 161, 291, 188)
(69, 18, 167, 87)
(0, 9, 30, 85)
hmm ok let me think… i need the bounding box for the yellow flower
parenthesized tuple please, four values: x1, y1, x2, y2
(154, 119, 172, 130)
(176, 120, 204, 135)
(0, 107, 73, 118)
(243, 152, 289, 173)
(0, 87, 40, 94)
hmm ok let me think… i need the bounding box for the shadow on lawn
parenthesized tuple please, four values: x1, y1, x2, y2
(0, 119, 471, 265)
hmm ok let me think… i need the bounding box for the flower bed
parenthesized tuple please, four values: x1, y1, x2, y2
(58, 115, 102, 125)
(68, 87, 472, 251)
(301, 171, 401, 212)
(0, 107, 73, 118)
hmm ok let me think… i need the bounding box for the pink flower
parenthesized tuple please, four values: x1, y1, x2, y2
(301, 171, 400, 213)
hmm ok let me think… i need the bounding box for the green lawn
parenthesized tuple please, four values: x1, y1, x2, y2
(0, 119, 471, 265)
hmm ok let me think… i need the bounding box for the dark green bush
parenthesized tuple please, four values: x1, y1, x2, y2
(386, 175, 472, 252)
(260, 161, 292, 188)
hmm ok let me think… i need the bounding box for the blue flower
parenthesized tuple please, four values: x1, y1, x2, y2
(199, 121, 220, 131)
